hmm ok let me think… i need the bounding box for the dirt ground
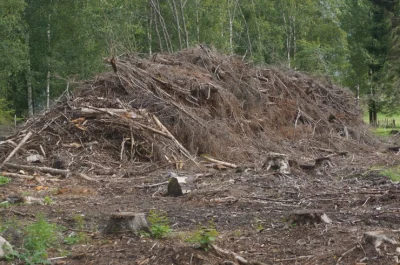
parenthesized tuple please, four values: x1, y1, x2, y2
(1, 146, 400, 265)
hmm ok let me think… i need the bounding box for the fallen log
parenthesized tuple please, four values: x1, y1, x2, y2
(1, 172, 34, 180)
(3, 163, 70, 177)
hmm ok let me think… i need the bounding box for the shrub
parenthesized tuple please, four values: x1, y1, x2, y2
(144, 210, 172, 239)
(187, 222, 218, 251)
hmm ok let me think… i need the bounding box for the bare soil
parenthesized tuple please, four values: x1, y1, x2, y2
(1, 150, 400, 265)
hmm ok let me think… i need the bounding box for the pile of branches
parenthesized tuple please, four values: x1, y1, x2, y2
(0, 46, 375, 174)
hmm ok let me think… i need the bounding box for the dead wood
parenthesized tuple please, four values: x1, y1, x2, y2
(1, 172, 34, 180)
(289, 210, 332, 225)
(0, 47, 376, 175)
(4, 162, 70, 177)
(202, 155, 237, 168)
(102, 212, 149, 235)
(1, 131, 33, 168)
(211, 244, 268, 265)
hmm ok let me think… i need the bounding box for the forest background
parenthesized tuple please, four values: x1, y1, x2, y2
(0, 0, 399, 124)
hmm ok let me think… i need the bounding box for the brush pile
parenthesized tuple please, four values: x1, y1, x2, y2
(0, 46, 375, 175)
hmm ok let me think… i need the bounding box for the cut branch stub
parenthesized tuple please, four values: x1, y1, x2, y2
(102, 212, 149, 235)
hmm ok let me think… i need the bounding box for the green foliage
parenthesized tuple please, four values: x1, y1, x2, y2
(381, 168, 400, 182)
(43, 196, 54, 206)
(16, 215, 62, 264)
(64, 214, 90, 245)
(0, 176, 11, 185)
(187, 222, 218, 251)
(145, 210, 172, 239)
(0, 201, 10, 209)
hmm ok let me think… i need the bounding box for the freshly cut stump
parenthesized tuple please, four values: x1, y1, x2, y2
(102, 212, 149, 235)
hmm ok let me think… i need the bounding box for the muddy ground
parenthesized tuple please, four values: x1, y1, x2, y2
(1, 146, 400, 265)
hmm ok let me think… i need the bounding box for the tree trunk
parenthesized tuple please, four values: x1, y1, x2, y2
(151, 2, 163, 52)
(236, 0, 252, 58)
(170, 0, 182, 49)
(178, 0, 189, 49)
(195, 0, 200, 43)
(46, 13, 51, 109)
(147, 1, 153, 55)
(369, 99, 377, 126)
(26, 58, 33, 118)
(150, 0, 173, 52)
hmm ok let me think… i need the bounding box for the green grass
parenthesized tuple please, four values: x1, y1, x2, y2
(0, 176, 11, 185)
(363, 111, 400, 136)
(186, 221, 218, 251)
(380, 168, 400, 182)
(363, 111, 400, 126)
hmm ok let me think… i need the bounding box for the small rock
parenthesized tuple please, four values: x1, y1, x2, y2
(0, 236, 13, 260)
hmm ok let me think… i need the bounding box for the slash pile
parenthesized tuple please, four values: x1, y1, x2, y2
(0, 47, 376, 174)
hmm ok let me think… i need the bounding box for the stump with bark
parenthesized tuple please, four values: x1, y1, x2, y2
(289, 210, 332, 226)
(102, 212, 149, 235)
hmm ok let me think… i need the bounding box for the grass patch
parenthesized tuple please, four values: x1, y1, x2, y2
(380, 168, 400, 181)
(0, 176, 11, 185)
(186, 221, 218, 251)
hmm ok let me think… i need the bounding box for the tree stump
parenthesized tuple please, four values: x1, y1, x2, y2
(263, 152, 290, 174)
(102, 212, 149, 235)
(167, 177, 183, 197)
(289, 210, 332, 226)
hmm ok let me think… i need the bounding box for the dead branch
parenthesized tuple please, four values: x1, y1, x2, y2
(132, 181, 168, 189)
(335, 244, 359, 265)
(4, 162, 70, 177)
(211, 244, 268, 265)
(1, 172, 34, 180)
(1, 131, 33, 167)
(201, 155, 238, 168)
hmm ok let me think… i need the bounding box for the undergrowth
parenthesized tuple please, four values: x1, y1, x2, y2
(0, 176, 11, 185)
(186, 221, 218, 251)
(64, 214, 90, 245)
(380, 168, 400, 181)
(141, 210, 171, 239)
(4, 215, 63, 264)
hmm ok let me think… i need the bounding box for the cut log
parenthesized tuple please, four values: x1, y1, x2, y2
(263, 152, 290, 174)
(289, 210, 332, 226)
(102, 212, 149, 235)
